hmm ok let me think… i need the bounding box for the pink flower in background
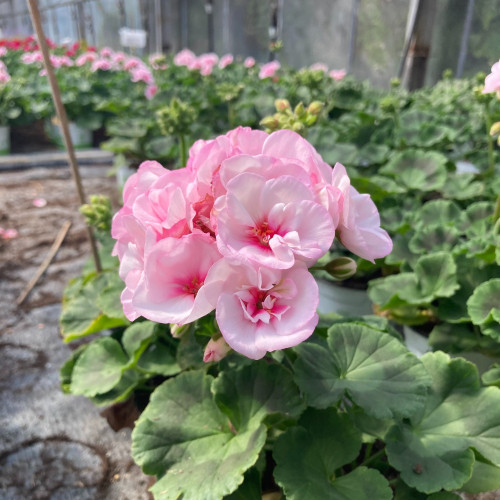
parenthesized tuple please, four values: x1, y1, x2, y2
(132, 233, 221, 324)
(21, 51, 43, 64)
(0, 69, 10, 83)
(329, 69, 347, 81)
(219, 54, 234, 69)
(91, 58, 112, 71)
(174, 48, 196, 67)
(483, 61, 500, 94)
(75, 52, 97, 66)
(204, 260, 318, 359)
(32, 198, 47, 208)
(111, 51, 127, 66)
(2, 228, 18, 240)
(0, 47, 7, 57)
(100, 47, 113, 58)
(259, 60, 281, 79)
(130, 66, 154, 84)
(123, 57, 142, 71)
(145, 84, 158, 100)
(244, 57, 256, 68)
(310, 62, 328, 73)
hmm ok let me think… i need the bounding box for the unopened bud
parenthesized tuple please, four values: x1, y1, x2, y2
(170, 323, 189, 338)
(275, 98, 290, 112)
(291, 121, 305, 133)
(490, 122, 500, 137)
(294, 102, 305, 118)
(307, 101, 323, 116)
(323, 257, 357, 280)
(260, 115, 280, 130)
(203, 336, 231, 363)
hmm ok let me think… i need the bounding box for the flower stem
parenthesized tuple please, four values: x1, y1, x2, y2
(485, 104, 495, 178)
(179, 134, 187, 167)
(493, 193, 500, 223)
(359, 447, 385, 467)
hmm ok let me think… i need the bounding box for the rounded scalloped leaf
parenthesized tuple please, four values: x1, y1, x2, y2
(70, 337, 128, 397)
(386, 351, 500, 494)
(467, 279, 500, 326)
(273, 409, 392, 500)
(293, 324, 430, 419)
(440, 174, 484, 200)
(415, 200, 462, 229)
(408, 226, 459, 255)
(132, 370, 266, 500)
(380, 150, 448, 191)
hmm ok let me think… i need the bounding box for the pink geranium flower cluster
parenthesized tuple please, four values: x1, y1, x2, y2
(0, 60, 10, 83)
(111, 128, 392, 360)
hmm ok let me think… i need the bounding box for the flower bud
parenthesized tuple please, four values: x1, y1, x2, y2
(203, 336, 231, 363)
(291, 122, 305, 133)
(294, 102, 305, 118)
(307, 101, 323, 116)
(323, 257, 357, 280)
(275, 98, 290, 112)
(260, 115, 280, 131)
(170, 323, 189, 338)
(490, 122, 500, 137)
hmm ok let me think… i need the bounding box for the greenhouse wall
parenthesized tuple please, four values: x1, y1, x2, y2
(0, 0, 499, 87)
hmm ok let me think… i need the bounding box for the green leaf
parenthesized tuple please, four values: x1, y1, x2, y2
(273, 409, 392, 500)
(368, 273, 419, 308)
(482, 364, 500, 386)
(122, 321, 158, 359)
(413, 252, 459, 301)
(440, 173, 483, 200)
(89, 370, 140, 406)
(137, 342, 181, 376)
(414, 200, 462, 229)
(294, 324, 430, 419)
(461, 453, 500, 494)
(213, 361, 304, 430)
(132, 371, 266, 500)
(60, 272, 129, 341)
(59, 344, 87, 393)
(380, 150, 447, 192)
(70, 337, 129, 397)
(95, 272, 128, 319)
(224, 467, 261, 500)
(467, 279, 500, 325)
(386, 351, 500, 494)
(408, 226, 459, 254)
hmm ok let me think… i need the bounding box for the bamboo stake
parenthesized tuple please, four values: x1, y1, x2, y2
(26, 0, 101, 273)
(16, 220, 72, 305)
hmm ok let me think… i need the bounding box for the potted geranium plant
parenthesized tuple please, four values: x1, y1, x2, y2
(59, 127, 500, 499)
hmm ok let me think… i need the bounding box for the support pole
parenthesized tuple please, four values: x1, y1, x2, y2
(400, 0, 437, 90)
(27, 0, 101, 273)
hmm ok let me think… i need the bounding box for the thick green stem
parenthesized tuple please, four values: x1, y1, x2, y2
(493, 193, 500, 223)
(485, 105, 495, 178)
(179, 134, 187, 167)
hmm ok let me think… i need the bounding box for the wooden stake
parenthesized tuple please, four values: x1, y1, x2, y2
(27, 0, 102, 273)
(16, 220, 72, 306)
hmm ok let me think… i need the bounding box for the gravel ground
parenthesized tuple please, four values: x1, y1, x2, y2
(0, 163, 151, 500)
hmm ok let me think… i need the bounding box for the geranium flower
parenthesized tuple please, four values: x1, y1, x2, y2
(131, 233, 221, 324)
(204, 260, 318, 359)
(216, 172, 335, 269)
(259, 60, 281, 79)
(244, 57, 256, 68)
(483, 61, 500, 95)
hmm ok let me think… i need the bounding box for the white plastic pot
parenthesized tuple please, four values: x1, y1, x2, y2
(455, 161, 480, 174)
(0, 125, 10, 155)
(317, 279, 373, 317)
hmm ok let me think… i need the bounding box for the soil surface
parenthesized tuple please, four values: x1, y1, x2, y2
(0, 163, 150, 499)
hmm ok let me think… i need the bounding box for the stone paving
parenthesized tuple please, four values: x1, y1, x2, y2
(0, 160, 150, 500)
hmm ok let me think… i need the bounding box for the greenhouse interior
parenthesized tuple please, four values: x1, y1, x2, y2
(1, 0, 500, 499)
